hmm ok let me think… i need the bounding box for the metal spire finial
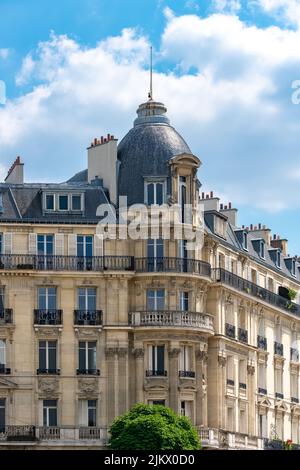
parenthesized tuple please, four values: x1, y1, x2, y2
(148, 46, 153, 101)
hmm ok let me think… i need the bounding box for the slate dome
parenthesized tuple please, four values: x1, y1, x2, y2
(117, 99, 191, 205)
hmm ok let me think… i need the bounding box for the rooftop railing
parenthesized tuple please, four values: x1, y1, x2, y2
(213, 268, 300, 317)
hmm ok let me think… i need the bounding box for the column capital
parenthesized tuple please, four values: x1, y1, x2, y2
(168, 348, 181, 358)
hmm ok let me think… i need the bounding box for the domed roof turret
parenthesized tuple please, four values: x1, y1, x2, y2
(117, 99, 191, 205)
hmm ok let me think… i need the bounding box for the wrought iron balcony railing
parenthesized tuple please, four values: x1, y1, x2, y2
(239, 382, 247, 389)
(0, 308, 13, 324)
(274, 341, 284, 356)
(227, 379, 235, 386)
(76, 369, 100, 376)
(129, 311, 214, 332)
(0, 254, 134, 272)
(0, 425, 36, 441)
(213, 268, 300, 317)
(74, 310, 102, 326)
(0, 366, 11, 374)
(145, 370, 167, 377)
(291, 347, 299, 362)
(37, 368, 60, 375)
(275, 392, 284, 399)
(179, 370, 196, 378)
(291, 397, 299, 403)
(258, 387, 267, 395)
(257, 335, 267, 351)
(134, 257, 211, 277)
(34, 309, 62, 325)
(238, 328, 248, 343)
(225, 323, 235, 339)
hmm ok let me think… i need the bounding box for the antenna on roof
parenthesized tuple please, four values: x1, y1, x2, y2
(148, 46, 153, 101)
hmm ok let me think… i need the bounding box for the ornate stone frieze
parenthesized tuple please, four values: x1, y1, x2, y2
(144, 378, 169, 391)
(168, 348, 181, 358)
(78, 378, 98, 396)
(132, 348, 144, 359)
(34, 326, 62, 338)
(38, 377, 59, 396)
(178, 379, 196, 391)
(196, 350, 208, 363)
(74, 327, 101, 340)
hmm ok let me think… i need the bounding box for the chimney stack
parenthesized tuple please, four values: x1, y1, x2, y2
(270, 235, 288, 256)
(4, 156, 24, 184)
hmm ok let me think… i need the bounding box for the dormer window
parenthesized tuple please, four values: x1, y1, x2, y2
(0, 193, 3, 214)
(260, 241, 265, 259)
(144, 179, 166, 205)
(59, 195, 68, 211)
(276, 250, 281, 269)
(46, 194, 54, 211)
(243, 232, 248, 251)
(292, 259, 296, 276)
(72, 195, 82, 211)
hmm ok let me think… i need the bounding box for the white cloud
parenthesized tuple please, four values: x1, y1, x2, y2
(0, 49, 9, 59)
(0, 14, 300, 218)
(257, 0, 300, 27)
(185, 0, 200, 11)
(212, 0, 241, 14)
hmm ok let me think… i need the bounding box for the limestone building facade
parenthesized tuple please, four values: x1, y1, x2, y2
(0, 97, 300, 449)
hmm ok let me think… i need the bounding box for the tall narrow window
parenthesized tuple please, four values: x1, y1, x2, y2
(179, 176, 187, 223)
(0, 340, 6, 372)
(291, 374, 298, 401)
(179, 292, 189, 311)
(37, 235, 54, 269)
(43, 400, 57, 426)
(0, 398, 5, 432)
(58, 195, 68, 211)
(78, 288, 96, 311)
(147, 289, 165, 311)
(227, 407, 234, 432)
(259, 413, 268, 438)
(276, 250, 281, 268)
(180, 401, 192, 418)
(258, 363, 267, 392)
(239, 360, 246, 388)
(45, 194, 54, 211)
(78, 341, 97, 373)
(38, 341, 57, 374)
(72, 195, 82, 211)
(77, 235, 93, 270)
(148, 345, 165, 376)
(0, 287, 4, 311)
(38, 287, 57, 310)
(179, 346, 192, 372)
(147, 239, 164, 271)
(145, 181, 165, 205)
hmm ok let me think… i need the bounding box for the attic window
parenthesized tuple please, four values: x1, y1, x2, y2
(144, 179, 166, 205)
(292, 259, 296, 277)
(0, 194, 3, 214)
(260, 241, 265, 259)
(276, 250, 281, 269)
(243, 232, 248, 251)
(46, 194, 54, 211)
(59, 195, 68, 211)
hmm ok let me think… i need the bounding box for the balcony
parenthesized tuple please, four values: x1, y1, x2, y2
(145, 370, 167, 377)
(0, 254, 134, 272)
(239, 382, 247, 389)
(275, 392, 284, 399)
(238, 328, 248, 343)
(225, 323, 235, 339)
(274, 341, 284, 356)
(74, 310, 102, 326)
(198, 428, 264, 450)
(37, 369, 60, 375)
(291, 347, 299, 362)
(179, 370, 195, 378)
(39, 427, 60, 440)
(0, 308, 13, 324)
(34, 309, 62, 325)
(213, 268, 300, 317)
(0, 366, 11, 374)
(76, 369, 100, 376)
(79, 427, 103, 439)
(227, 379, 235, 386)
(257, 335, 267, 351)
(134, 257, 211, 277)
(0, 426, 36, 441)
(258, 387, 267, 395)
(291, 397, 299, 403)
(129, 311, 214, 333)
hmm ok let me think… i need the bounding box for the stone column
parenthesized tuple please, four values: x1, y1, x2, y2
(133, 348, 145, 404)
(247, 363, 256, 435)
(195, 350, 208, 426)
(117, 347, 129, 415)
(169, 348, 180, 411)
(105, 347, 117, 424)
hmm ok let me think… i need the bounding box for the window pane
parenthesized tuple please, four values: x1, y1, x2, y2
(0, 340, 5, 365)
(0, 288, 3, 310)
(88, 342, 96, 369)
(147, 183, 154, 205)
(87, 288, 96, 310)
(156, 183, 163, 205)
(79, 344, 86, 369)
(46, 195, 54, 210)
(157, 346, 165, 371)
(49, 407, 57, 426)
(0, 400, 5, 430)
(48, 344, 57, 370)
(47, 288, 57, 310)
(38, 288, 46, 309)
(85, 237, 93, 257)
(72, 195, 81, 211)
(156, 239, 164, 258)
(156, 290, 165, 310)
(59, 195, 68, 210)
(147, 290, 155, 310)
(39, 343, 46, 369)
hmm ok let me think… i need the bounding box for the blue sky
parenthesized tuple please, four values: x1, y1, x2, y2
(0, 0, 300, 255)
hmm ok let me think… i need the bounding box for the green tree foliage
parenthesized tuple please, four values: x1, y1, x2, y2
(109, 403, 201, 450)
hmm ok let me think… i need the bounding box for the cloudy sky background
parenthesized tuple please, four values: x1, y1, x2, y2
(0, 0, 300, 254)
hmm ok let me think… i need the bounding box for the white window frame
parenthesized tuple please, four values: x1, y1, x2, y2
(79, 341, 97, 370)
(144, 179, 166, 205)
(179, 345, 191, 372)
(78, 287, 97, 311)
(39, 340, 57, 370)
(38, 287, 57, 310)
(43, 400, 58, 427)
(0, 340, 6, 367)
(146, 289, 165, 311)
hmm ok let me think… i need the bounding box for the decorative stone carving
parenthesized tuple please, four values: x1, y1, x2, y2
(78, 378, 98, 396)
(196, 350, 208, 363)
(117, 347, 128, 358)
(144, 378, 169, 391)
(42, 278, 54, 285)
(105, 347, 118, 358)
(133, 348, 144, 359)
(34, 327, 62, 337)
(135, 282, 142, 296)
(247, 365, 255, 375)
(168, 348, 181, 358)
(150, 280, 163, 288)
(38, 377, 59, 395)
(178, 379, 197, 391)
(218, 355, 227, 367)
(74, 327, 101, 340)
